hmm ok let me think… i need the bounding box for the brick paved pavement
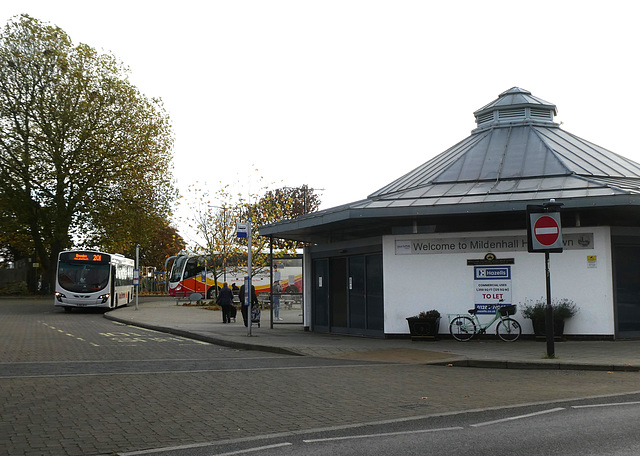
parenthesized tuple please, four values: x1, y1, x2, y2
(3, 297, 640, 456)
(108, 297, 640, 371)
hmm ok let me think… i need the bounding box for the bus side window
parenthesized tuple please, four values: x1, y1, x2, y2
(184, 258, 204, 279)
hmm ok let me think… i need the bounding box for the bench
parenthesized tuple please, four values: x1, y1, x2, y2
(175, 292, 203, 305)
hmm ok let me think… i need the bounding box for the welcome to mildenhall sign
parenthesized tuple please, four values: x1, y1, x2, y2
(395, 233, 593, 255)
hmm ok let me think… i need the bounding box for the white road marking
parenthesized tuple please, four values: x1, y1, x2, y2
(303, 426, 463, 443)
(572, 401, 640, 409)
(119, 442, 292, 455)
(211, 443, 293, 455)
(471, 407, 565, 427)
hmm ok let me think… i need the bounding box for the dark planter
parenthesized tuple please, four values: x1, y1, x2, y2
(531, 318, 565, 341)
(406, 317, 441, 341)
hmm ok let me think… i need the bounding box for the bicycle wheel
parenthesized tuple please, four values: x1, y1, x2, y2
(496, 318, 521, 342)
(450, 316, 476, 341)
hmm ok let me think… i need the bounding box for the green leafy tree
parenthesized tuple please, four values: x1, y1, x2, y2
(256, 185, 321, 250)
(80, 171, 180, 266)
(140, 221, 186, 270)
(0, 15, 176, 289)
(0, 194, 32, 263)
(235, 185, 321, 273)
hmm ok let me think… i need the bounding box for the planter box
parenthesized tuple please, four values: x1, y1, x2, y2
(406, 317, 441, 341)
(531, 318, 565, 341)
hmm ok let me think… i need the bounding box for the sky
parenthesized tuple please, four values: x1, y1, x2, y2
(3, 1, 640, 245)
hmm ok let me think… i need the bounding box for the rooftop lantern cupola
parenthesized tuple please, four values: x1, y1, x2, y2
(472, 87, 558, 133)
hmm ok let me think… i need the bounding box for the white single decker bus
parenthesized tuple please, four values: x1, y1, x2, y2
(55, 250, 135, 311)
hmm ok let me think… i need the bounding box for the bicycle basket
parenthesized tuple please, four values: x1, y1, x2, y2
(498, 305, 516, 316)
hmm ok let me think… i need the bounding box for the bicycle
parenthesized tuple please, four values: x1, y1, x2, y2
(449, 301, 521, 342)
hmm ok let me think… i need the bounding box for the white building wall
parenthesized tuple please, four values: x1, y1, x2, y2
(382, 226, 613, 336)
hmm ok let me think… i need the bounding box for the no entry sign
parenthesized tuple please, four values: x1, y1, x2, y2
(534, 216, 560, 246)
(527, 209, 563, 252)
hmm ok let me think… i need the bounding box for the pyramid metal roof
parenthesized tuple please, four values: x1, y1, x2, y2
(261, 88, 640, 242)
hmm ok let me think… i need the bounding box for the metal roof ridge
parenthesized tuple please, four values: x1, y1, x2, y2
(368, 131, 490, 199)
(555, 129, 640, 178)
(533, 126, 640, 178)
(528, 126, 576, 175)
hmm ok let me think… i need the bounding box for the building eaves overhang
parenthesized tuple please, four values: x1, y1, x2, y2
(259, 191, 640, 243)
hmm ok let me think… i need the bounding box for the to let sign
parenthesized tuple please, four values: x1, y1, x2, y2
(474, 266, 512, 314)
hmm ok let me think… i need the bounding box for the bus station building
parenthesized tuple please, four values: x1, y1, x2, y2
(260, 87, 640, 339)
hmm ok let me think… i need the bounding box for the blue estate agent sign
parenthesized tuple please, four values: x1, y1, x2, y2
(474, 266, 512, 314)
(474, 266, 511, 280)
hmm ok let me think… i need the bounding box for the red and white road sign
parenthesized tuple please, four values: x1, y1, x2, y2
(533, 215, 560, 246)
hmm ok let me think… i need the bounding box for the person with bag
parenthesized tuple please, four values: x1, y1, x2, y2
(239, 283, 259, 327)
(216, 282, 235, 323)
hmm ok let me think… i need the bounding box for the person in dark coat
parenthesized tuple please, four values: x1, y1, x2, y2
(239, 283, 259, 327)
(216, 282, 235, 323)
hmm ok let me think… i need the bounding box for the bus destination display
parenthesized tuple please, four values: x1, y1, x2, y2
(60, 251, 109, 263)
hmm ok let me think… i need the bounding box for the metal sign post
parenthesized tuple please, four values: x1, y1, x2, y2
(202, 268, 208, 300)
(247, 218, 252, 336)
(527, 200, 563, 358)
(237, 220, 252, 336)
(135, 244, 140, 311)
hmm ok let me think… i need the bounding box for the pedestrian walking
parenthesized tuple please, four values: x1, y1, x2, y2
(217, 282, 234, 323)
(239, 283, 259, 327)
(273, 280, 282, 320)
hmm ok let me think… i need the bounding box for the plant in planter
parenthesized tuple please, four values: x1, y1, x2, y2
(521, 298, 578, 339)
(406, 309, 441, 340)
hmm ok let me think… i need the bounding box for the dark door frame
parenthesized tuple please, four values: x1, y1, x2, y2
(310, 247, 384, 337)
(612, 229, 640, 339)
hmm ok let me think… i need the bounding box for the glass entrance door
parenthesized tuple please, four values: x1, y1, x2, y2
(614, 244, 640, 338)
(329, 258, 348, 330)
(311, 253, 384, 336)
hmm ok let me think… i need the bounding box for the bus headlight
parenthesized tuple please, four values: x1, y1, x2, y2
(55, 292, 65, 302)
(98, 293, 110, 303)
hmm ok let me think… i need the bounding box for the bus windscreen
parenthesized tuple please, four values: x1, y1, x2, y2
(57, 261, 110, 293)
